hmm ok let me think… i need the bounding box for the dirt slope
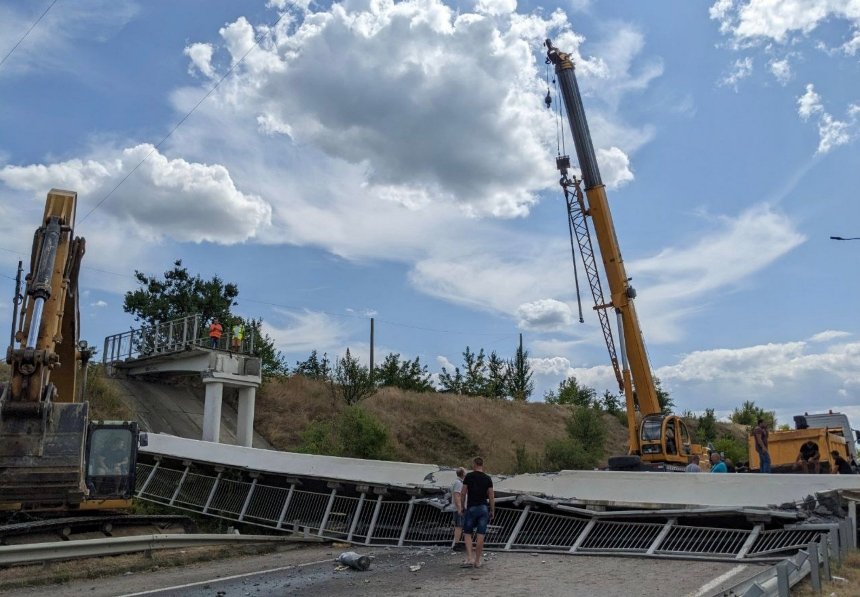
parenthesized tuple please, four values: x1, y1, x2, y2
(254, 376, 630, 473)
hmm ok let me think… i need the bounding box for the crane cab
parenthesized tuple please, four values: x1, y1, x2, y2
(639, 415, 695, 466)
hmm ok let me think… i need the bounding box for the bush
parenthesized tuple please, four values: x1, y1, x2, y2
(544, 438, 595, 470)
(543, 406, 606, 471)
(713, 435, 748, 465)
(513, 444, 544, 474)
(298, 406, 392, 460)
(87, 365, 134, 421)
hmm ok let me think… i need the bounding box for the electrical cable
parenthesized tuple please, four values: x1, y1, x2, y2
(0, 0, 59, 70)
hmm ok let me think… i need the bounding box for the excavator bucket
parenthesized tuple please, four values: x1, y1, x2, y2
(0, 400, 89, 507)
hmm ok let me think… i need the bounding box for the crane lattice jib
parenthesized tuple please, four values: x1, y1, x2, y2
(564, 180, 623, 392)
(546, 39, 660, 420)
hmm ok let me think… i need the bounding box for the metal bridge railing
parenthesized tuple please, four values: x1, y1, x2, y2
(103, 314, 257, 365)
(134, 462, 833, 561)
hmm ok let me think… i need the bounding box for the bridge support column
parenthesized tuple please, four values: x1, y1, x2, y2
(237, 386, 256, 447)
(203, 381, 224, 443)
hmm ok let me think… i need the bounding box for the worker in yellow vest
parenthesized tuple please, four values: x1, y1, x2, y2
(231, 322, 244, 353)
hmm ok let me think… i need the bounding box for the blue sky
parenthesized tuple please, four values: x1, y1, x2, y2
(1, 0, 859, 425)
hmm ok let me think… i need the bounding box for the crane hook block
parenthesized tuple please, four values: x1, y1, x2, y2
(544, 90, 552, 109)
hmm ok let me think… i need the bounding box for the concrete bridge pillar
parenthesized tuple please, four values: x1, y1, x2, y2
(237, 386, 256, 448)
(202, 381, 224, 443)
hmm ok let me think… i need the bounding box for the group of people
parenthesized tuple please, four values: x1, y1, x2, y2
(208, 318, 245, 352)
(449, 457, 494, 569)
(684, 452, 734, 473)
(753, 417, 855, 474)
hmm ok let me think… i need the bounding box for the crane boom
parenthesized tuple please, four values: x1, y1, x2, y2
(546, 40, 660, 454)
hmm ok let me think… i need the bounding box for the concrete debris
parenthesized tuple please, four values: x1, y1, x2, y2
(409, 563, 424, 572)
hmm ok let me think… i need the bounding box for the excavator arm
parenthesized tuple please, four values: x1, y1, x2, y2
(0, 189, 90, 507)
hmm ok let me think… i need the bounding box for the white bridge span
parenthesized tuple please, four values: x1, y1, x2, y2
(135, 433, 860, 564)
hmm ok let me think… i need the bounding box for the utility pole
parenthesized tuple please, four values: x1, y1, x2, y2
(10, 261, 22, 347)
(369, 317, 375, 381)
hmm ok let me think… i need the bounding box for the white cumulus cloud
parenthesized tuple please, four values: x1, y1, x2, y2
(516, 299, 574, 331)
(0, 144, 272, 244)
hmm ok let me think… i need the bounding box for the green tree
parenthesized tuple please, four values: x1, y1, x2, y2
(462, 347, 488, 396)
(294, 350, 332, 380)
(330, 348, 375, 405)
(246, 318, 289, 377)
(484, 351, 508, 399)
(600, 390, 623, 416)
(730, 400, 776, 429)
(123, 260, 238, 325)
(374, 353, 433, 393)
(654, 377, 674, 414)
(122, 260, 284, 375)
(438, 362, 464, 394)
(544, 376, 596, 407)
(696, 408, 718, 443)
(506, 342, 533, 402)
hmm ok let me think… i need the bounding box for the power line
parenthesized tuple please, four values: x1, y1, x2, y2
(0, 0, 59, 71)
(79, 4, 296, 224)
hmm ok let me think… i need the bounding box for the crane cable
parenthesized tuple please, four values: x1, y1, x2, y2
(545, 57, 581, 322)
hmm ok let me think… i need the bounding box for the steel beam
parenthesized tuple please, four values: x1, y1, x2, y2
(505, 505, 531, 551)
(276, 484, 295, 530)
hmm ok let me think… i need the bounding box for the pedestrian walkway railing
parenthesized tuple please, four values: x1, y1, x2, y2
(134, 460, 841, 562)
(103, 314, 256, 366)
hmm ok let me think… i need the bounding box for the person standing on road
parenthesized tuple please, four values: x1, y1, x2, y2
(710, 452, 727, 473)
(752, 418, 771, 473)
(460, 457, 494, 569)
(209, 318, 223, 349)
(450, 467, 466, 551)
(684, 454, 702, 472)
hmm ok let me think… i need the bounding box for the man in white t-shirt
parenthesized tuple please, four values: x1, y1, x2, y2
(450, 467, 466, 550)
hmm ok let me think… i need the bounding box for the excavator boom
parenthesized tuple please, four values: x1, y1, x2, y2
(0, 189, 89, 507)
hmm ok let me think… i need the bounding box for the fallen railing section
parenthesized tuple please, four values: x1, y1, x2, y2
(134, 461, 841, 563)
(717, 520, 857, 596)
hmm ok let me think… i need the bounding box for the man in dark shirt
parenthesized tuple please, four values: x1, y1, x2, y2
(795, 440, 821, 474)
(460, 456, 494, 569)
(752, 418, 770, 473)
(830, 451, 854, 474)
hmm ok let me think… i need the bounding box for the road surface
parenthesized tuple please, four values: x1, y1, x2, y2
(1, 545, 768, 597)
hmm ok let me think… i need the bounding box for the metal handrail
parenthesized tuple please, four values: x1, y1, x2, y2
(103, 314, 257, 365)
(0, 533, 322, 566)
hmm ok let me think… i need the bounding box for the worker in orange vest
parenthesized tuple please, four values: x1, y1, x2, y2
(209, 318, 223, 349)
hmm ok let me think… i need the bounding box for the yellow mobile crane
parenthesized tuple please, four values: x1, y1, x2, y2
(545, 40, 703, 469)
(0, 189, 140, 511)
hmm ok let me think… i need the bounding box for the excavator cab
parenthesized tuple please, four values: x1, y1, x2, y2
(85, 421, 140, 500)
(639, 415, 693, 466)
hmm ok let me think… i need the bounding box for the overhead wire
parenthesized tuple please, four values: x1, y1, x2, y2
(0, 0, 59, 71)
(1, 244, 516, 339)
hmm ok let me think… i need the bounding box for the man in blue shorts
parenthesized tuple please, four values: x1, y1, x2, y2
(460, 456, 494, 568)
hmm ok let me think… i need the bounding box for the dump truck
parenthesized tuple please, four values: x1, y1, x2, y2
(748, 412, 858, 473)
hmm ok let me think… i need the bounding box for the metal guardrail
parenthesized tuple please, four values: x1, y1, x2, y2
(103, 314, 257, 365)
(134, 462, 833, 562)
(0, 533, 320, 566)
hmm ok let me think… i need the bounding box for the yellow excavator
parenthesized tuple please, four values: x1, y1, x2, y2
(1, 189, 140, 512)
(545, 41, 706, 469)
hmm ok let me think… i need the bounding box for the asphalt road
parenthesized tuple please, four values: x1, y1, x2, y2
(2, 545, 768, 597)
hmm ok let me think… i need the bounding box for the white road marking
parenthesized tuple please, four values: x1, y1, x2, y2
(688, 564, 749, 597)
(115, 557, 334, 596)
